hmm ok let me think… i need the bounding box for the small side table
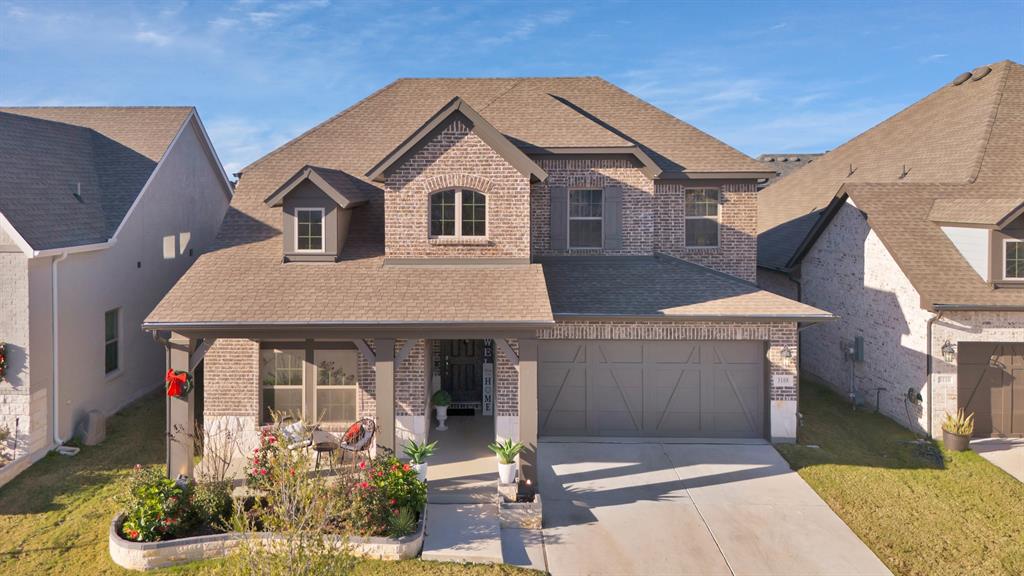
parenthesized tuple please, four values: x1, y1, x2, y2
(311, 430, 340, 470)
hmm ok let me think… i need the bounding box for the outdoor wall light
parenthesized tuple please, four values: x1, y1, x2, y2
(781, 345, 793, 359)
(941, 340, 957, 364)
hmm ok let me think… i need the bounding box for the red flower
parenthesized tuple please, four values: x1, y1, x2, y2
(403, 464, 411, 472)
(358, 461, 367, 470)
(360, 482, 369, 489)
(389, 498, 397, 505)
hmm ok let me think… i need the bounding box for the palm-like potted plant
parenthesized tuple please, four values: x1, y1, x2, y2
(403, 439, 438, 482)
(942, 409, 975, 452)
(432, 390, 451, 431)
(487, 438, 524, 485)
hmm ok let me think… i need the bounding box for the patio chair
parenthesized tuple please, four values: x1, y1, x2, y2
(280, 419, 313, 451)
(339, 418, 376, 469)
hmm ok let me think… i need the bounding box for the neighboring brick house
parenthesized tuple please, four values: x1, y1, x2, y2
(0, 108, 232, 476)
(145, 78, 831, 483)
(757, 60, 1024, 438)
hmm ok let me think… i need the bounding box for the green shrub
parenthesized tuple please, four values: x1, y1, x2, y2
(370, 455, 426, 514)
(331, 472, 392, 537)
(388, 507, 417, 538)
(115, 465, 191, 542)
(191, 480, 233, 528)
(246, 428, 282, 490)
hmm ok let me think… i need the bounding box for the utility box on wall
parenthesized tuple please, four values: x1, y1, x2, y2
(852, 336, 865, 362)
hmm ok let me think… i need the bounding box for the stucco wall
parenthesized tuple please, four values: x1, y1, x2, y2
(801, 202, 934, 432)
(384, 119, 531, 259)
(45, 119, 229, 442)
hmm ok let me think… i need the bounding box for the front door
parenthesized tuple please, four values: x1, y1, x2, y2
(441, 340, 484, 408)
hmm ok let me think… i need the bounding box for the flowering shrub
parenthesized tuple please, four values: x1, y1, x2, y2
(115, 465, 192, 542)
(330, 454, 426, 537)
(370, 455, 426, 514)
(246, 428, 281, 490)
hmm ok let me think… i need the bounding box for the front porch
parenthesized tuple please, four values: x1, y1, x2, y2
(158, 331, 540, 485)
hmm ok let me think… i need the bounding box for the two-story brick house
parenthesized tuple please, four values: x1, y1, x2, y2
(145, 78, 830, 482)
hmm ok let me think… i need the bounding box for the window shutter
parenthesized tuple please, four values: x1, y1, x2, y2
(549, 185, 568, 251)
(603, 185, 623, 250)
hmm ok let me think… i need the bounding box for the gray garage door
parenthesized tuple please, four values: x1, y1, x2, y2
(539, 340, 766, 438)
(959, 342, 1024, 437)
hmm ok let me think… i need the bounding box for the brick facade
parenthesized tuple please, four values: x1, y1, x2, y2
(531, 158, 655, 256)
(384, 119, 531, 259)
(203, 339, 259, 419)
(0, 252, 31, 457)
(395, 339, 427, 417)
(496, 338, 519, 417)
(654, 181, 758, 282)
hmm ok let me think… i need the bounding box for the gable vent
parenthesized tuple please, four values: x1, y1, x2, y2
(971, 66, 992, 81)
(952, 72, 972, 86)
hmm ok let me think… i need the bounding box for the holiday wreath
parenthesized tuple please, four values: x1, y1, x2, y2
(164, 369, 194, 398)
(0, 342, 7, 383)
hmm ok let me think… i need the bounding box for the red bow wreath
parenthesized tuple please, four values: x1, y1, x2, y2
(0, 342, 8, 383)
(165, 369, 194, 398)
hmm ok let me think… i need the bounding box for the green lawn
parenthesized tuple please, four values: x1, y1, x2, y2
(776, 380, 1024, 576)
(0, 391, 538, 575)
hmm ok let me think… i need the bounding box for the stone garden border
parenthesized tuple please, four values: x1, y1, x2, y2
(109, 512, 425, 571)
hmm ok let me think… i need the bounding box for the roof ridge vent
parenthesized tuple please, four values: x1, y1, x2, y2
(971, 66, 992, 81)
(952, 72, 972, 86)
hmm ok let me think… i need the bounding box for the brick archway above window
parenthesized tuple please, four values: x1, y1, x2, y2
(421, 173, 494, 195)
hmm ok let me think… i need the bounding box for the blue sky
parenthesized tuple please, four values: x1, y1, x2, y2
(1, 0, 1022, 174)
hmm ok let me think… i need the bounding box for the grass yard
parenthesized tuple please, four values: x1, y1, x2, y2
(0, 391, 538, 576)
(777, 380, 1024, 576)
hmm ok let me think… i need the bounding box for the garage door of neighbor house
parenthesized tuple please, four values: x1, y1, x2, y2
(959, 342, 1024, 437)
(538, 340, 766, 438)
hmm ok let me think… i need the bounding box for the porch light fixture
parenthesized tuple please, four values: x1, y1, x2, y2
(781, 345, 793, 359)
(941, 340, 957, 364)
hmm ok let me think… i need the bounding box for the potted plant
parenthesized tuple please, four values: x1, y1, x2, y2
(942, 409, 975, 452)
(432, 390, 451, 431)
(402, 439, 437, 482)
(487, 438, 524, 485)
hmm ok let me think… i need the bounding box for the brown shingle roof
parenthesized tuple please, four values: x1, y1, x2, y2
(543, 255, 832, 320)
(0, 107, 192, 250)
(928, 197, 1024, 226)
(758, 60, 1020, 272)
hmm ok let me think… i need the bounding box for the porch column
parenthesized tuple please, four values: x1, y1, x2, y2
(518, 338, 538, 484)
(166, 333, 195, 480)
(376, 338, 396, 453)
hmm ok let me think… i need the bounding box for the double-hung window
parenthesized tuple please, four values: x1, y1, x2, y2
(104, 309, 119, 374)
(1005, 239, 1024, 280)
(260, 348, 304, 423)
(685, 188, 720, 247)
(314, 349, 358, 424)
(295, 208, 324, 252)
(259, 344, 361, 426)
(568, 189, 603, 248)
(430, 188, 486, 238)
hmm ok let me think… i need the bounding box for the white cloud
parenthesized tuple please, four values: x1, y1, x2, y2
(481, 8, 573, 46)
(248, 11, 280, 26)
(205, 117, 301, 175)
(209, 17, 240, 31)
(920, 53, 948, 63)
(134, 29, 173, 47)
(7, 5, 29, 19)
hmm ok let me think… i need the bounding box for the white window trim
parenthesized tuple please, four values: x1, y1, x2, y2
(260, 347, 306, 425)
(104, 307, 122, 378)
(428, 188, 488, 240)
(1003, 238, 1024, 281)
(294, 207, 326, 253)
(568, 188, 604, 250)
(684, 188, 722, 249)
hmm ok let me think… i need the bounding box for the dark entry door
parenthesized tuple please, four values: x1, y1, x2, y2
(441, 340, 484, 405)
(959, 342, 1024, 437)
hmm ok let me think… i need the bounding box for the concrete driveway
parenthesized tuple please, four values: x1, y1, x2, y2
(539, 439, 891, 576)
(972, 438, 1024, 482)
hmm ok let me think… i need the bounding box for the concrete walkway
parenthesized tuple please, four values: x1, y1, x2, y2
(972, 438, 1024, 482)
(539, 439, 891, 576)
(421, 415, 503, 564)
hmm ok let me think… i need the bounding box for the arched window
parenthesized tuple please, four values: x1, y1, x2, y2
(430, 188, 486, 238)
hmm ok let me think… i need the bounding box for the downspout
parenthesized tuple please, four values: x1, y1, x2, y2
(51, 252, 68, 446)
(924, 311, 943, 439)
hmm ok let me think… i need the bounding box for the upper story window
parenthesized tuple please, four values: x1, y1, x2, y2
(569, 189, 603, 248)
(1005, 239, 1024, 280)
(685, 188, 720, 247)
(430, 188, 486, 238)
(295, 208, 325, 252)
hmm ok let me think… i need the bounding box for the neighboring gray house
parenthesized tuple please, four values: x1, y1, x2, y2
(0, 107, 232, 467)
(756, 153, 824, 188)
(758, 60, 1024, 438)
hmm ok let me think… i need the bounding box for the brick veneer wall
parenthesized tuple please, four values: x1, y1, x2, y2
(537, 320, 798, 402)
(395, 339, 426, 417)
(930, 311, 1024, 437)
(357, 341, 376, 420)
(531, 158, 654, 256)
(384, 119, 531, 259)
(203, 339, 259, 419)
(0, 252, 31, 456)
(496, 339, 519, 417)
(801, 202, 933, 433)
(655, 181, 758, 282)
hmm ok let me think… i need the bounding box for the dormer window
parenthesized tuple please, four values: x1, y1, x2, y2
(296, 208, 325, 252)
(1005, 240, 1024, 280)
(430, 188, 486, 238)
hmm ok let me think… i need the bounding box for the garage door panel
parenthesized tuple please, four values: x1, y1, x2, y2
(959, 342, 1023, 437)
(540, 340, 765, 438)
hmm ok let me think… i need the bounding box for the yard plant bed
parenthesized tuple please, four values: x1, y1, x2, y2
(776, 380, 1024, 576)
(0, 391, 540, 575)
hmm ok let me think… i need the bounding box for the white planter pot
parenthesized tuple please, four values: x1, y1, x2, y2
(497, 462, 517, 485)
(412, 462, 428, 483)
(435, 406, 448, 431)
